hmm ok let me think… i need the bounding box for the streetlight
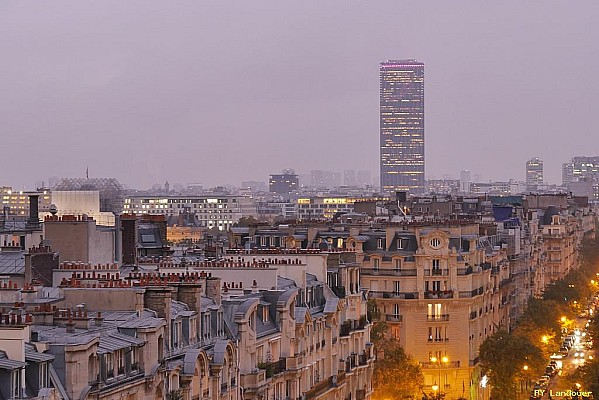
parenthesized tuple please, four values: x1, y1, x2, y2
(430, 356, 449, 398)
(541, 335, 549, 344)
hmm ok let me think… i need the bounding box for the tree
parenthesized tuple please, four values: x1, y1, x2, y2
(372, 339, 424, 400)
(368, 299, 423, 399)
(479, 330, 544, 400)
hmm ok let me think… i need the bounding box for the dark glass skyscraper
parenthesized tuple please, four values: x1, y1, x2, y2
(380, 59, 425, 194)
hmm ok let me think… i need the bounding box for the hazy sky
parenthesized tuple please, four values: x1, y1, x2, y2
(2, 1, 599, 189)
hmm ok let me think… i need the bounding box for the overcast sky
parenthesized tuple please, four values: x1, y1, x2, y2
(2, 1, 598, 189)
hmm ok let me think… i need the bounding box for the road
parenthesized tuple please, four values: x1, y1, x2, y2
(529, 319, 594, 400)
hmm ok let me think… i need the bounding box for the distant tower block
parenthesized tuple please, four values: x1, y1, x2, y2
(380, 59, 425, 195)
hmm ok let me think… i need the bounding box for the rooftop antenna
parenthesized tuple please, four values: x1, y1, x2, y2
(86, 166, 89, 179)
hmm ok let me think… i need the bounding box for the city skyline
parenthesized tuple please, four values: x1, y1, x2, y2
(2, 1, 599, 189)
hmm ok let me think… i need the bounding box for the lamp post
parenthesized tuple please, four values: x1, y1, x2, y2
(432, 383, 439, 400)
(522, 365, 529, 395)
(430, 356, 449, 399)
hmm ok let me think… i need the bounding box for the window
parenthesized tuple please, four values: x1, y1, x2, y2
(432, 259, 440, 268)
(393, 304, 400, 317)
(39, 363, 48, 388)
(117, 350, 125, 374)
(257, 346, 264, 364)
(427, 303, 442, 318)
(12, 370, 21, 398)
(105, 353, 114, 378)
(394, 281, 400, 294)
(131, 348, 139, 370)
(430, 238, 441, 249)
(394, 259, 401, 270)
(373, 258, 380, 269)
(377, 238, 385, 250)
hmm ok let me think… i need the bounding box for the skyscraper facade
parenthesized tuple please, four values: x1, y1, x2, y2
(562, 156, 599, 185)
(526, 157, 543, 187)
(380, 59, 425, 194)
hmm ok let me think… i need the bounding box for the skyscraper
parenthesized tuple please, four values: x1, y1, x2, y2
(526, 157, 543, 187)
(380, 59, 425, 194)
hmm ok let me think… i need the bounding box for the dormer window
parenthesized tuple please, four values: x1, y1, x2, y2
(377, 238, 384, 250)
(11, 370, 22, 399)
(39, 362, 48, 388)
(262, 306, 269, 322)
(373, 258, 380, 270)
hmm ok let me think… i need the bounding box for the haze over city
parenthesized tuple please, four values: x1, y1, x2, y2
(2, 1, 599, 188)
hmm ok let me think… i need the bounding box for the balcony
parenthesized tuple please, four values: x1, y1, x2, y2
(457, 267, 473, 275)
(286, 354, 304, 369)
(361, 268, 417, 277)
(358, 353, 368, 366)
(427, 337, 450, 343)
(257, 358, 286, 378)
(369, 291, 419, 299)
(424, 290, 453, 299)
(421, 360, 461, 369)
(340, 316, 368, 337)
(426, 314, 449, 322)
(424, 269, 449, 276)
(385, 314, 403, 323)
(240, 369, 266, 388)
(304, 375, 338, 400)
(458, 287, 484, 298)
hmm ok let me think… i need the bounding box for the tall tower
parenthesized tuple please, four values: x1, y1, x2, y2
(526, 157, 543, 188)
(380, 59, 425, 195)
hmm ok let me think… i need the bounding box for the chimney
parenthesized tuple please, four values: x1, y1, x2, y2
(205, 277, 222, 306)
(66, 317, 75, 333)
(144, 286, 173, 349)
(94, 311, 104, 327)
(26, 195, 40, 229)
(114, 214, 122, 264)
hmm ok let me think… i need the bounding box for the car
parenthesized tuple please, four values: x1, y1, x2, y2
(537, 376, 550, 386)
(549, 360, 558, 367)
(575, 351, 585, 358)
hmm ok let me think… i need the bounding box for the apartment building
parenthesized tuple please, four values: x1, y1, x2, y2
(123, 195, 256, 230)
(352, 223, 508, 399)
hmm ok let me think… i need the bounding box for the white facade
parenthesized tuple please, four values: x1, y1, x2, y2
(123, 195, 256, 230)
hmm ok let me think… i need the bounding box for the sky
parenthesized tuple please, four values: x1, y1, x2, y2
(2, 1, 599, 189)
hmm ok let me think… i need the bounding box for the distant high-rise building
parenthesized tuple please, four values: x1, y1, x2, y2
(343, 170, 357, 186)
(380, 59, 425, 195)
(526, 157, 543, 187)
(269, 170, 299, 194)
(310, 170, 341, 189)
(460, 170, 472, 193)
(562, 156, 599, 185)
(356, 170, 372, 187)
